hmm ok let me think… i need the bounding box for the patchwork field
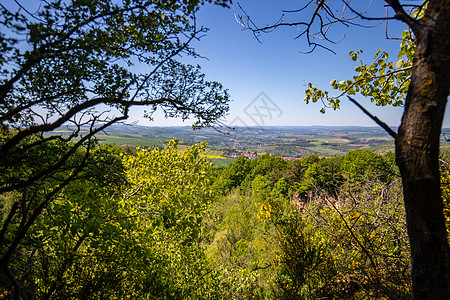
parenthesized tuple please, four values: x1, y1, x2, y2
(49, 125, 450, 165)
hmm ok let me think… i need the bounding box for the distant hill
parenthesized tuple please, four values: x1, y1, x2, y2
(50, 124, 450, 159)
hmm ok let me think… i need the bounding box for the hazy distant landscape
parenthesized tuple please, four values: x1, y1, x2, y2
(53, 125, 450, 165)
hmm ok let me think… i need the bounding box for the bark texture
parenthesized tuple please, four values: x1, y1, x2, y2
(395, 1, 450, 298)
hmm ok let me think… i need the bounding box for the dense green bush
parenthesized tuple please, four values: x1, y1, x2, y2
(299, 157, 344, 195)
(341, 149, 394, 183)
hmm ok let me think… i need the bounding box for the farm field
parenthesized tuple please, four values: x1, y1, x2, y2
(50, 125, 450, 165)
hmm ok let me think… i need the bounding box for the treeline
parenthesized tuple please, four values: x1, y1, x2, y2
(2, 137, 450, 299)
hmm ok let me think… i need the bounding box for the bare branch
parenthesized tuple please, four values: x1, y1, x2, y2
(385, 0, 419, 29)
(347, 96, 397, 139)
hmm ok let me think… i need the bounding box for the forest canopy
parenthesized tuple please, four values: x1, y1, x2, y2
(3, 137, 449, 298)
(2, 0, 450, 298)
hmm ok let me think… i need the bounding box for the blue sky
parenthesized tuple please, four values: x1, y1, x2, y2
(6, 1, 449, 128)
(133, 1, 447, 128)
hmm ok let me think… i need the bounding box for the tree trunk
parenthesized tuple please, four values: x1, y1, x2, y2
(395, 2, 450, 298)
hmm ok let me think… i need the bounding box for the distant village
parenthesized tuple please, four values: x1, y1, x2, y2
(223, 151, 300, 161)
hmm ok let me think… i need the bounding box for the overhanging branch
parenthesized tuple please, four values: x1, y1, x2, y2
(347, 96, 397, 139)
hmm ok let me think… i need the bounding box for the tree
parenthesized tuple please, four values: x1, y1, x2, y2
(119, 140, 222, 299)
(341, 149, 393, 183)
(1, 140, 223, 299)
(0, 0, 230, 297)
(300, 156, 343, 196)
(237, 1, 450, 298)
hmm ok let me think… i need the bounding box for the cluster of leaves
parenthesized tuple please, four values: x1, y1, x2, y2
(202, 156, 302, 298)
(304, 30, 415, 113)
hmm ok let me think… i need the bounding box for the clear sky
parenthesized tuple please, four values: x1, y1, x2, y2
(128, 1, 450, 128)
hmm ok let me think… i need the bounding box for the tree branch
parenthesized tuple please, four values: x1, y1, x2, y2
(0, 96, 167, 158)
(347, 96, 397, 139)
(385, 0, 419, 29)
(330, 65, 412, 100)
(0, 111, 130, 194)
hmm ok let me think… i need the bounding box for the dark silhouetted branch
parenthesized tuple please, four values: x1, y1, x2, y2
(347, 96, 397, 139)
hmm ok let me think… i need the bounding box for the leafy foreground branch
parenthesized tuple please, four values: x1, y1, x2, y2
(0, 1, 231, 297)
